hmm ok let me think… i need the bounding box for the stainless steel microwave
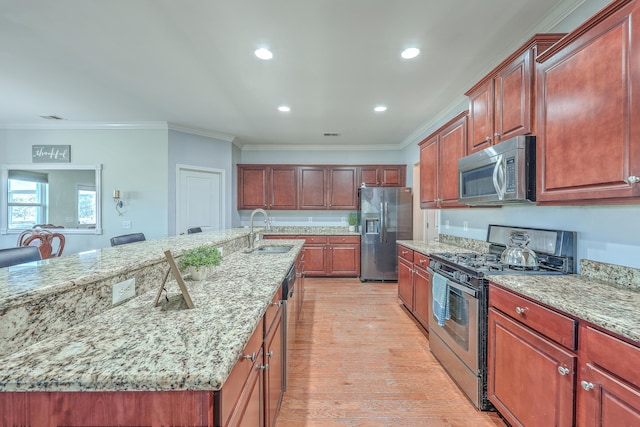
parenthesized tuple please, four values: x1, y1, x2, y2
(458, 135, 536, 205)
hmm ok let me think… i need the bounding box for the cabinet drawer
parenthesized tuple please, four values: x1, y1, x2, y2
(398, 246, 414, 262)
(583, 325, 640, 388)
(220, 317, 264, 425)
(329, 235, 360, 244)
(264, 288, 283, 334)
(414, 252, 429, 270)
(490, 285, 577, 350)
(302, 235, 328, 245)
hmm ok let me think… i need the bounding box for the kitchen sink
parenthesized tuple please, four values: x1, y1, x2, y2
(249, 245, 293, 254)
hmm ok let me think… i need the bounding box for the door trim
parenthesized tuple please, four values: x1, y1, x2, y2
(175, 164, 226, 234)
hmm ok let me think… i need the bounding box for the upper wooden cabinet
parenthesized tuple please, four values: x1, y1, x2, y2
(238, 164, 405, 210)
(358, 165, 406, 187)
(238, 165, 297, 210)
(466, 34, 565, 154)
(419, 111, 468, 209)
(536, 0, 640, 204)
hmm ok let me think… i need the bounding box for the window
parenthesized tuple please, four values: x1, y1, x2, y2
(77, 185, 96, 226)
(8, 172, 48, 229)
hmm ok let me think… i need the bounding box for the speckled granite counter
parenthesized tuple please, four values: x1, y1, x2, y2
(263, 226, 359, 236)
(397, 238, 640, 345)
(0, 239, 304, 392)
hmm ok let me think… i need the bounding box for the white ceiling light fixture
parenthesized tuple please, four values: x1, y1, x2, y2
(374, 105, 387, 112)
(254, 48, 273, 60)
(401, 47, 420, 59)
(278, 105, 290, 112)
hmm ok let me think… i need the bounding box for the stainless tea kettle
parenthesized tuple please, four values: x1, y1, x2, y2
(500, 231, 538, 268)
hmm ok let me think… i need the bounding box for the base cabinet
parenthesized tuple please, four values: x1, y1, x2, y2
(397, 246, 430, 331)
(264, 305, 284, 427)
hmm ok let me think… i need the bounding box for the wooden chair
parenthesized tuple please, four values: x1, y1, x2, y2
(0, 246, 42, 268)
(110, 232, 146, 246)
(187, 227, 202, 234)
(20, 230, 65, 259)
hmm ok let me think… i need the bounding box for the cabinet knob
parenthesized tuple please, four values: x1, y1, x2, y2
(258, 364, 269, 371)
(626, 176, 640, 184)
(515, 306, 528, 315)
(494, 132, 501, 138)
(581, 380, 594, 391)
(270, 301, 282, 307)
(243, 352, 257, 362)
(267, 350, 274, 359)
(485, 136, 492, 142)
(557, 366, 570, 376)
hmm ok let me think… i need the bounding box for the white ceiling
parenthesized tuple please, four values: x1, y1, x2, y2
(0, 0, 583, 150)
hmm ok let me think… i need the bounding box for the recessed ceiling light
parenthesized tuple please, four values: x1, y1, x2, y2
(278, 106, 290, 112)
(374, 106, 387, 112)
(401, 47, 420, 59)
(255, 48, 273, 60)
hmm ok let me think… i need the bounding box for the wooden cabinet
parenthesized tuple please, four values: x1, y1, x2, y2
(466, 34, 564, 154)
(327, 235, 360, 276)
(298, 167, 327, 209)
(397, 245, 430, 331)
(264, 304, 283, 427)
(237, 165, 297, 210)
(358, 165, 406, 187)
(328, 166, 358, 209)
(300, 236, 328, 276)
(536, 0, 640, 204)
(577, 324, 640, 426)
(419, 111, 468, 209)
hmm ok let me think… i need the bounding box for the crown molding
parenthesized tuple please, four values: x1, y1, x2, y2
(240, 143, 401, 151)
(167, 123, 236, 143)
(0, 121, 169, 130)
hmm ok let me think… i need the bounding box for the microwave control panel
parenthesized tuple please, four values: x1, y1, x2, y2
(505, 157, 516, 193)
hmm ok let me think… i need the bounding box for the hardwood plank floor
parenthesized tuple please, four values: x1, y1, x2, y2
(277, 278, 506, 427)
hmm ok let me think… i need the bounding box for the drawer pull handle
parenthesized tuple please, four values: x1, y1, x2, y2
(581, 380, 594, 391)
(557, 366, 570, 376)
(402, 250, 408, 255)
(419, 259, 427, 264)
(243, 352, 257, 362)
(258, 364, 269, 371)
(515, 306, 528, 315)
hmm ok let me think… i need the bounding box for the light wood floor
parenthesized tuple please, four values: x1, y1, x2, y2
(276, 278, 506, 427)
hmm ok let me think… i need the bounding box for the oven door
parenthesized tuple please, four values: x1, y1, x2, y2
(428, 271, 479, 374)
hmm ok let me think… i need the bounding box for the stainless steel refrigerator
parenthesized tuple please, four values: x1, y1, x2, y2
(359, 187, 413, 281)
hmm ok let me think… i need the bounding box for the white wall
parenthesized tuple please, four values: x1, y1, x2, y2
(167, 130, 234, 234)
(0, 128, 168, 253)
(240, 149, 404, 164)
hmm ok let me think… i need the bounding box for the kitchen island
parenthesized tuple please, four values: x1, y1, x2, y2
(0, 231, 304, 426)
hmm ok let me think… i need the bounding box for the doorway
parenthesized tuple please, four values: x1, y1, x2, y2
(176, 165, 225, 234)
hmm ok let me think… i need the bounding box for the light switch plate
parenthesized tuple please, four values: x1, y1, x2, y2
(122, 220, 131, 229)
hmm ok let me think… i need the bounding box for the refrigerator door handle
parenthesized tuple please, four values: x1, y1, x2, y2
(382, 202, 389, 243)
(379, 202, 385, 243)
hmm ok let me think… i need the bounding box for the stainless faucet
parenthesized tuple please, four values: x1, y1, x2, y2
(249, 208, 272, 249)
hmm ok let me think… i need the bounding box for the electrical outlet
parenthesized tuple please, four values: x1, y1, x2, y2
(112, 278, 135, 305)
(308, 217, 313, 223)
(463, 221, 468, 231)
(218, 247, 223, 257)
(445, 219, 450, 229)
(341, 217, 346, 223)
(122, 220, 131, 229)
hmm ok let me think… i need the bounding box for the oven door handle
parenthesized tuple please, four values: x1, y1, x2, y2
(427, 268, 478, 297)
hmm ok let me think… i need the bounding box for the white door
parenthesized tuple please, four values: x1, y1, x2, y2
(413, 163, 439, 242)
(176, 165, 225, 234)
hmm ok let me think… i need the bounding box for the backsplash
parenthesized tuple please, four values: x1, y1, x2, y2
(580, 259, 640, 292)
(439, 234, 491, 253)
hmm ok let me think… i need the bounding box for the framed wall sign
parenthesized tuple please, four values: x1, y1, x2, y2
(32, 145, 71, 163)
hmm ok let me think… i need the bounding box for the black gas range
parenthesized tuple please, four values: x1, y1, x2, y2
(427, 225, 576, 411)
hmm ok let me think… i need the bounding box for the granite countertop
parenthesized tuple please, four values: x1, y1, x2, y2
(0, 239, 304, 392)
(264, 226, 359, 236)
(397, 239, 639, 345)
(488, 275, 640, 343)
(0, 228, 252, 309)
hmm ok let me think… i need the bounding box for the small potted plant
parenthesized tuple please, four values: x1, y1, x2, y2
(178, 246, 222, 280)
(348, 212, 357, 232)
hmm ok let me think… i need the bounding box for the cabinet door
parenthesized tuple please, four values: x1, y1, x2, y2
(327, 244, 359, 277)
(227, 350, 263, 427)
(495, 49, 532, 142)
(413, 265, 431, 330)
(488, 307, 576, 427)
(359, 166, 380, 187)
(438, 114, 467, 208)
(328, 166, 357, 209)
(397, 257, 414, 310)
(537, 1, 640, 203)
(380, 166, 405, 187)
(238, 166, 267, 209)
(467, 80, 494, 154)
(419, 136, 438, 208)
(302, 245, 327, 276)
(269, 166, 297, 210)
(298, 167, 328, 209)
(264, 309, 283, 427)
(578, 362, 640, 427)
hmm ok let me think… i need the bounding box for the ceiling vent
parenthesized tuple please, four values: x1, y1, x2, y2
(323, 132, 340, 137)
(39, 115, 64, 120)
